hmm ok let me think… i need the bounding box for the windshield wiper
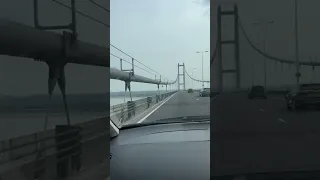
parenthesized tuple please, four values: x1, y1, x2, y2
(121, 115, 210, 130)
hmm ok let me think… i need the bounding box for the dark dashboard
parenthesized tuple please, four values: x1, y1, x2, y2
(110, 120, 210, 180)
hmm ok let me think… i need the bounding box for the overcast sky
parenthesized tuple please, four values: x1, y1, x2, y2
(0, 0, 108, 96)
(110, 0, 210, 92)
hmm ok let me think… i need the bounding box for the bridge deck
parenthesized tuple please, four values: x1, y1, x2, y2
(139, 91, 210, 123)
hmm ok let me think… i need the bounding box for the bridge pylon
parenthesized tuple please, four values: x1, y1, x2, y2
(217, 4, 240, 92)
(178, 63, 186, 90)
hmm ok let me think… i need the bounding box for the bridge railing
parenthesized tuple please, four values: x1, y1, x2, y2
(0, 117, 109, 180)
(110, 91, 177, 126)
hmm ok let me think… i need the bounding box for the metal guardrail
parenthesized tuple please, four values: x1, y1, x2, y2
(110, 91, 176, 114)
(110, 91, 177, 126)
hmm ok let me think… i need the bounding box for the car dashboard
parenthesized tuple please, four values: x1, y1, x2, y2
(110, 121, 210, 180)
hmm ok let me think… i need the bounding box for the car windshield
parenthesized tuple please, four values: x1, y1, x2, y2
(110, 0, 210, 130)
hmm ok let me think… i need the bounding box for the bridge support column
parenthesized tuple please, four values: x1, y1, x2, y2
(120, 79, 133, 123)
(157, 84, 160, 102)
(178, 63, 186, 90)
(217, 4, 240, 92)
(147, 97, 152, 108)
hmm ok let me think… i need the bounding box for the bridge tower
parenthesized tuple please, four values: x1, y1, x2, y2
(217, 4, 240, 92)
(178, 63, 186, 90)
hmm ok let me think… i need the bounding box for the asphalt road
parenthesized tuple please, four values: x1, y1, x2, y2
(140, 91, 210, 123)
(211, 92, 320, 176)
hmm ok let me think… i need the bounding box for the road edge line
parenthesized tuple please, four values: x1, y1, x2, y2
(137, 92, 177, 124)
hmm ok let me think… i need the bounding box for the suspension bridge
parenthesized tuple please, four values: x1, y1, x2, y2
(0, 0, 210, 180)
(211, 1, 320, 177)
(109, 44, 210, 127)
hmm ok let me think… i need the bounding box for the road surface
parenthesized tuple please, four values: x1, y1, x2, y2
(211, 92, 320, 176)
(121, 90, 320, 176)
(139, 91, 210, 123)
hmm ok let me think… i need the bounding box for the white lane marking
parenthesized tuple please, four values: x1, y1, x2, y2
(197, 99, 199, 100)
(278, 118, 287, 123)
(137, 92, 177, 124)
(259, 109, 265, 112)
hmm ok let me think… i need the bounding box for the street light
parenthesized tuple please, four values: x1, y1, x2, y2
(196, 50, 208, 88)
(252, 20, 274, 87)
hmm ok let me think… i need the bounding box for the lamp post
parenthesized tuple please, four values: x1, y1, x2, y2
(196, 50, 208, 88)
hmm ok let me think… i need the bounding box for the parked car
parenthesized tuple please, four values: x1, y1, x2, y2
(248, 86, 267, 99)
(199, 88, 210, 97)
(285, 83, 320, 110)
(188, 89, 193, 93)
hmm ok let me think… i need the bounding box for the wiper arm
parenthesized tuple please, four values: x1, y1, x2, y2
(154, 115, 210, 123)
(120, 115, 210, 130)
